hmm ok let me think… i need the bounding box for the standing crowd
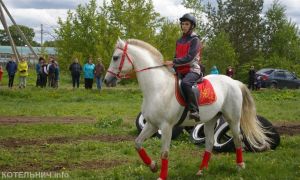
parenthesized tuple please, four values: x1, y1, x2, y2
(0, 55, 106, 91)
(1, 54, 260, 92)
(36, 56, 60, 88)
(69, 57, 105, 90)
(3, 56, 29, 89)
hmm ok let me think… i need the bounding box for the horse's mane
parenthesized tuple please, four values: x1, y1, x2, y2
(127, 39, 163, 63)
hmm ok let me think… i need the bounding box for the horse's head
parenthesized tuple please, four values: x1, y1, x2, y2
(104, 38, 134, 87)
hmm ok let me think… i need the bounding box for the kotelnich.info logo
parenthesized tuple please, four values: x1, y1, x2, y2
(1, 171, 69, 179)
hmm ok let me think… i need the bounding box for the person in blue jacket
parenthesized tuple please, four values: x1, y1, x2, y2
(36, 57, 44, 87)
(210, 65, 219, 75)
(83, 57, 95, 89)
(6, 56, 18, 88)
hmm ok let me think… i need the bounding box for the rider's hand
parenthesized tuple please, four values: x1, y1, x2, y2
(164, 61, 173, 67)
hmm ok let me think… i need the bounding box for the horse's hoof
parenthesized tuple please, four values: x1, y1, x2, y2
(150, 161, 158, 173)
(196, 169, 203, 176)
(237, 162, 246, 171)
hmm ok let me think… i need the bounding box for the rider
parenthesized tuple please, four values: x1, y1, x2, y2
(171, 13, 202, 121)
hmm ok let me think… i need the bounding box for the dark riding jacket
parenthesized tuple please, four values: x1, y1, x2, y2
(173, 32, 201, 75)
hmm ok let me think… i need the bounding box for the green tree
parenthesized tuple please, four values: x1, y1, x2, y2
(263, 0, 300, 62)
(262, 0, 287, 56)
(56, 11, 76, 69)
(55, 0, 163, 70)
(0, 25, 38, 46)
(260, 0, 300, 75)
(206, 0, 264, 64)
(43, 40, 57, 47)
(155, 20, 181, 60)
(106, 0, 162, 43)
(205, 0, 229, 38)
(203, 31, 238, 75)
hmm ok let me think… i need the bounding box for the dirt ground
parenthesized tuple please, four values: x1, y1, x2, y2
(0, 116, 97, 124)
(0, 116, 300, 134)
(0, 159, 130, 172)
(0, 116, 299, 135)
(0, 116, 299, 172)
(0, 134, 135, 148)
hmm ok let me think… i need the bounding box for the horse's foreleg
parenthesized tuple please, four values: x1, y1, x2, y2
(135, 123, 158, 172)
(197, 119, 217, 176)
(157, 124, 172, 180)
(229, 121, 245, 170)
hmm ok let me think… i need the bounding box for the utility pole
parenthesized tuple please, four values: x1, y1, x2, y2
(41, 24, 43, 46)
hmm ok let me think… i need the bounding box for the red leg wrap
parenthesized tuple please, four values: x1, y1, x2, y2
(138, 148, 151, 165)
(199, 151, 211, 170)
(236, 147, 243, 164)
(159, 158, 168, 180)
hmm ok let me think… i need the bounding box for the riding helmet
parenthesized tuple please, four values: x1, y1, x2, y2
(179, 13, 196, 27)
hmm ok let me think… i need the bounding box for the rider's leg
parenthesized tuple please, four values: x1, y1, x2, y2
(181, 72, 201, 120)
(135, 122, 159, 172)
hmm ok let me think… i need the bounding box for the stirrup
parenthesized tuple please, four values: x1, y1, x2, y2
(189, 112, 200, 122)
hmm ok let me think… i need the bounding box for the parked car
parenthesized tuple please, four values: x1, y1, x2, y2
(256, 68, 300, 89)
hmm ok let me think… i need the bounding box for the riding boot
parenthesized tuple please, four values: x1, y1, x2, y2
(186, 88, 200, 121)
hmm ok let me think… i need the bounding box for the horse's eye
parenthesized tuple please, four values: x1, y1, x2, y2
(113, 56, 119, 61)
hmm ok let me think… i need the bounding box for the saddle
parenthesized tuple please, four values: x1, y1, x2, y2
(175, 76, 217, 107)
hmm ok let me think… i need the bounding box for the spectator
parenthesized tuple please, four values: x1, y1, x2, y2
(36, 57, 44, 87)
(53, 61, 60, 88)
(248, 65, 256, 90)
(40, 60, 48, 88)
(6, 56, 18, 89)
(47, 57, 54, 87)
(69, 58, 82, 88)
(226, 65, 234, 78)
(83, 57, 95, 89)
(94, 58, 105, 91)
(210, 65, 219, 75)
(48, 60, 56, 87)
(17, 57, 29, 88)
(0, 65, 3, 87)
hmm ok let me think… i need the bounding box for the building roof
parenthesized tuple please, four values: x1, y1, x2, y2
(0, 46, 56, 55)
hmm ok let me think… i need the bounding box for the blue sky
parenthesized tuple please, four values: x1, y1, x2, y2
(1, 0, 300, 42)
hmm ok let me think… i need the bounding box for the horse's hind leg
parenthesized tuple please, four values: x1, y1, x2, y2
(227, 119, 245, 169)
(197, 117, 218, 176)
(135, 122, 158, 172)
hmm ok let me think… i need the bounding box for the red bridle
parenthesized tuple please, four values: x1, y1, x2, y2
(107, 42, 166, 79)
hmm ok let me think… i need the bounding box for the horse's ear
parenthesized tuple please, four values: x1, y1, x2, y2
(118, 37, 124, 44)
(117, 37, 125, 48)
(118, 37, 122, 42)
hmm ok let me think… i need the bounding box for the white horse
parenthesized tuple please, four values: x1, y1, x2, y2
(104, 38, 270, 180)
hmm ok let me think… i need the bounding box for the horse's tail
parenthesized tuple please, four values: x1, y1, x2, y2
(238, 82, 271, 151)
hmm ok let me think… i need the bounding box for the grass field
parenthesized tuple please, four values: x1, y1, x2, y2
(0, 72, 299, 179)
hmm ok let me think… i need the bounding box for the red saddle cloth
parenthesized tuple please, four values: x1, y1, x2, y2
(175, 77, 217, 106)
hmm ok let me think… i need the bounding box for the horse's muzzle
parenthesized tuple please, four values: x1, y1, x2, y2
(104, 77, 117, 87)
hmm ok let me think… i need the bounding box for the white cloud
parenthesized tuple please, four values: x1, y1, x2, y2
(0, 0, 299, 42)
(152, 0, 188, 21)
